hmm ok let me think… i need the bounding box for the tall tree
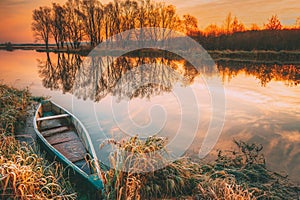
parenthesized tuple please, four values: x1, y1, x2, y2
(264, 15, 282, 30)
(224, 12, 232, 35)
(204, 24, 221, 37)
(231, 16, 245, 32)
(80, 0, 101, 46)
(121, 0, 138, 31)
(250, 23, 260, 31)
(182, 14, 199, 36)
(32, 6, 52, 49)
(64, 0, 84, 49)
(296, 16, 300, 28)
(50, 3, 66, 49)
(32, 0, 200, 48)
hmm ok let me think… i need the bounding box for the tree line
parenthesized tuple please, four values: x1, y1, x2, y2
(32, 0, 300, 51)
(194, 13, 300, 51)
(195, 29, 300, 51)
(32, 0, 198, 50)
(202, 13, 288, 37)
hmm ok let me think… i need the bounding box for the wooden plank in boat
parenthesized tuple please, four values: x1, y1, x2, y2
(46, 130, 78, 145)
(53, 139, 87, 163)
(37, 113, 69, 121)
(41, 126, 70, 137)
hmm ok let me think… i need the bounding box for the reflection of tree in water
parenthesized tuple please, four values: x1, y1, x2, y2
(217, 60, 300, 86)
(38, 53, 299, 101)
(37, 52, 199, 101)
(73, 56, 199, 102)
(37, 53, 82, 93)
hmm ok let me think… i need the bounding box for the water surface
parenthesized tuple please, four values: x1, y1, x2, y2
(0, 50, 299, 183)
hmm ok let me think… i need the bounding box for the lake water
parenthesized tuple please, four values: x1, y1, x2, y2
(0, 50, 299, 183)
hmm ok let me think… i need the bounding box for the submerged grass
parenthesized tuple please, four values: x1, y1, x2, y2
(0, 84, 76, 199)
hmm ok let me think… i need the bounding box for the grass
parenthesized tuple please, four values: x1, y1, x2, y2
(0, 136, 76, 199)
(101, 136, 300, 200)
(208, 50, 300, 64)
(0, 84, 30, 134)
(209, 140, 300, 199)
(0, 84, 77, 199)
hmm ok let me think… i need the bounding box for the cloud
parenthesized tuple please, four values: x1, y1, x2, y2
(0, 0, 30, 6)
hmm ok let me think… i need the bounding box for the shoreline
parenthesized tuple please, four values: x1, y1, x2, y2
(2, 44, 300, 54)
(1, 46, 300, 64)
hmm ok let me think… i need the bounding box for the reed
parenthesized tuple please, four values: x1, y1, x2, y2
(100, 136, 299, 199)
(100, 136, 261, 199)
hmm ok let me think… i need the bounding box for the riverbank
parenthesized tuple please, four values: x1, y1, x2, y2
(0, 85, 76, 199)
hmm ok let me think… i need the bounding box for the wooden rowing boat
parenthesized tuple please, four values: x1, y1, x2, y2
(33, 100, 104, 191)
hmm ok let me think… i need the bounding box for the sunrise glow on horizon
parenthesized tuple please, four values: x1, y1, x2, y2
(0, 0, 299, 43)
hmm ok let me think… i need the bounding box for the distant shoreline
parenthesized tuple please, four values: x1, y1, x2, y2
(1, 44, 300, 64)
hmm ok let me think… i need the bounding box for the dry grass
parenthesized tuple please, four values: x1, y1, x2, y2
(0, 84, 77, 199)
(0, 136, 76, 199)
(100, 136, 262, 200)
(203, 139, 300, 199)
(197, 176, 254, 200)
(0, 84, 30, 135)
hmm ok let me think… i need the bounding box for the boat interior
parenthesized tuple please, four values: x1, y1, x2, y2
(36, 102, 94, 175)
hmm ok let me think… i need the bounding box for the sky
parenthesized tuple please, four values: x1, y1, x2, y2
(0, 0, 299, 43)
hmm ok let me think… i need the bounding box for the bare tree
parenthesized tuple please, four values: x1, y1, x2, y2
(95, 4, 104, 44)
(103, 2, 113, 41)
(121, 0, 138, 31)
(224, 12, 232, 35)
(231, 16, 245, 33)
(50, 3, 66, 49)
(264, 15, 282, 30)
(250, 23, 260, 31)
(32, 6, 52, 49)
(182, 14, 199, 36)
(204, 24, 221, 37)
(32, 0, 200, 48)
(296, 16, 300, 28)
(64, 0, 83, 49)
(80, 0, 101, 46)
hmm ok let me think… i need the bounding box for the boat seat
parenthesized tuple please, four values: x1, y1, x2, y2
(37, 113, 69, 121)
(41, 126, 70, 137)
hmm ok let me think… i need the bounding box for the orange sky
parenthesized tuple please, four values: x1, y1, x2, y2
(0, 0, 299, 43)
